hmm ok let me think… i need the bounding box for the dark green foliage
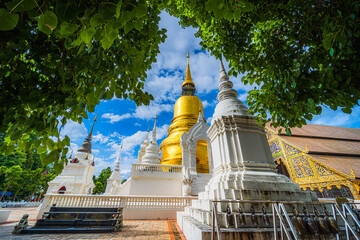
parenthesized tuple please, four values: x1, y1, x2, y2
(166, 0, 360, 131)
(1, 0, 359, 168)
(92, 167, 112, 194)
(0, 0, 166, 170)
(0, 133, 57, 201)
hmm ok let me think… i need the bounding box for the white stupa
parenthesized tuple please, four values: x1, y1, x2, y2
(141, 116, 161, 164)
(104, 145, 122, 195)
(46, 116, 97, 195)
(137, 128, 149, 163)
(177, 60, 316, 239)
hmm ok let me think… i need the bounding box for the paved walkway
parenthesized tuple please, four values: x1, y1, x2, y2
(0, 208, 186, 240)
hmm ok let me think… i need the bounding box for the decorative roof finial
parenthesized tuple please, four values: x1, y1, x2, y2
(78, 114, 97, 153)
(182, 51, 195, 88)
(217, 59, 238, 102)
(151, 114, 157, 142)
(88, 114, 97, 139)
(114, 144, 122, 172)
(145, 125, 149, 147)
(197, 109, 204, 122)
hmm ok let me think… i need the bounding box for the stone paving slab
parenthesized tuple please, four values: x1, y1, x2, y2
(0, 220, 185, 240)
(0, 207, 186, 240)
(6, 207, 40, 222)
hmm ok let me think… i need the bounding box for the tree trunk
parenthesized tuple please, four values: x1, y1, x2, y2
(0, 182, 12, 201)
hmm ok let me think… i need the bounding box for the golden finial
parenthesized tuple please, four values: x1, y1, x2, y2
(351, 169, 355, 178)
(305, 144, 308, 152)
(182, 51, 194, 87)
(120, 143, 123, 149)
(88, 114, 97, 138)
(147, 125, 149, 132)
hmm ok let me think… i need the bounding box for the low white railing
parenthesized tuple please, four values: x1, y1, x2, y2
(132, 163, 182, 173)
(44, 194, 196, 210)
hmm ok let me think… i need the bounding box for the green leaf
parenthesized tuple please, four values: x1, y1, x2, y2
(59, 22, 78, 36)
(116, 0, 122, 18)
(341, 107, 352, 114)
(80, 28, 96, 44)
(242, 1, 254, 12)
(285, 128, 291, 136)
(55, 2, 79, 21)
(133, 4, 147, 18)
(0, 8, 19, 30)
(124, 22, 134, 34)
(5, 0, 37, 12)
(53, 162, 64, 173)
(101, 37, 113, 49)
(119, 11, 132, 27)
(64, 135, 70, 146)
(329, 48, 334, 56)
(38, 10, 58, 35)
(90, 15, 102, 27)
(323, 34, 333, 50)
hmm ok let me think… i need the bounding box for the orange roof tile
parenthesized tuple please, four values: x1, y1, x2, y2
(309, 154, 360, 178)
(266, 122, 360, 179)
(266, 122, 360, 141)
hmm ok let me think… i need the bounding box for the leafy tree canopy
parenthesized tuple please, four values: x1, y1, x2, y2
(167, 0, 360, 132)
(1, 0, 359, 168)
(0, 133, 57, 201)
(0, 0, 166, 171)
(92, 167, 112, 194)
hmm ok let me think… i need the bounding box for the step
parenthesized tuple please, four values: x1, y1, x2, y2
(20, 227, 114, 234)
(49, 207, 119, 213)
(35, 219, 117, 227)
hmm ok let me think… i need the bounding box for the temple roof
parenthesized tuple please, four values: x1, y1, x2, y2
(266, 123, 360, 178)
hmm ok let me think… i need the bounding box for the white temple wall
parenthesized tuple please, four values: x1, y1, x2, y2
(118, 177, 182, 196)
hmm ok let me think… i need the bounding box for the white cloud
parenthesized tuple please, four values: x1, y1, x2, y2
(102, 113, 131, 123)
(202, 100, 217, 109)
(133, 102, 173, 120)
(93, 133, 110, 144)
(239, 92, 248, 102)
(92, 149, 100, 154)
(61, 120, 88, 141)
(311, 106, 360, 127)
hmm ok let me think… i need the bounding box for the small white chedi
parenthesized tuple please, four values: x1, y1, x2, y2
(104, 146, 122, 195)
(46, 117, 97, 195)
(141, 116, 161, 165)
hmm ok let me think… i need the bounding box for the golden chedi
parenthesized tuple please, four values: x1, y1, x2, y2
(160, 53, 209, 173)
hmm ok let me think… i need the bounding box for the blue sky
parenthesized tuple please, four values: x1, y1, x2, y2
(61, 12, 360, 178)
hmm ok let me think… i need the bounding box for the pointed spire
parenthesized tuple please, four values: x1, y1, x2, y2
(114, 144, 122, 172)
(220, 59, 228, 81)
(145, 126, 149, 147)
(217, 59, 238, 102)
(197, 110, 204, 122)
(213, 57, 250, 119)
(78, 115, 97, 153)
(151, 114, 157, 142)
(109, 144, 122, 180)
(88, 114, 97, 139)
(182, 51, 195, 89)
